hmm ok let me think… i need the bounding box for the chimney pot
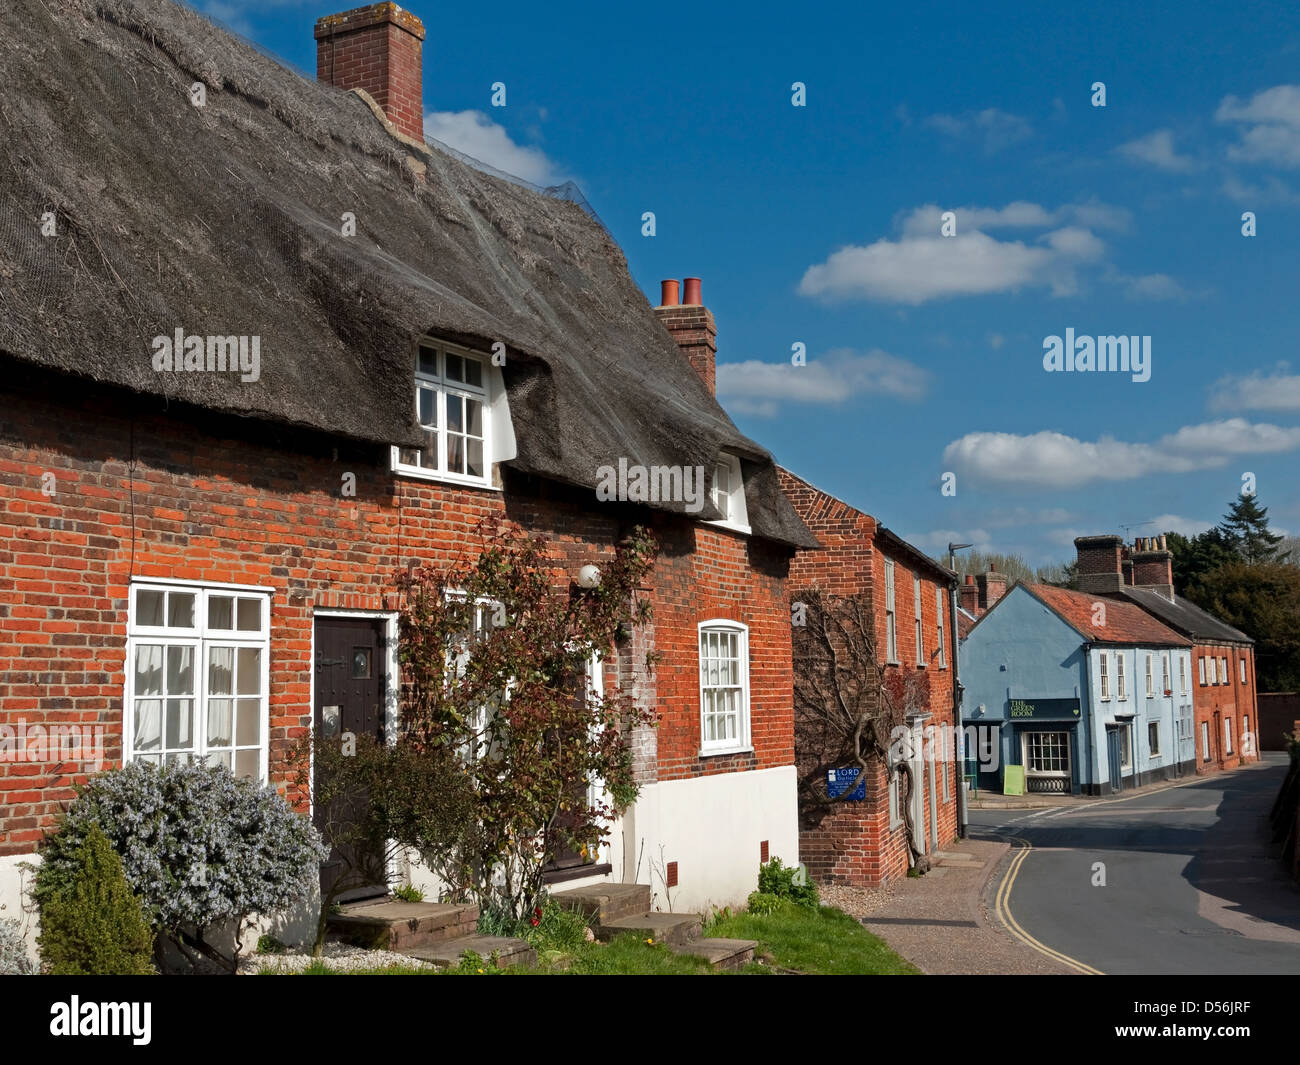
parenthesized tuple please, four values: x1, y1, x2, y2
(683, 277, 702, 305)
(653, 275, 716, 394)
(659, 279, 680, 307)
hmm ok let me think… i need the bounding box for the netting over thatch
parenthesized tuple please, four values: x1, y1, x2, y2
(0, 0, 815, 547)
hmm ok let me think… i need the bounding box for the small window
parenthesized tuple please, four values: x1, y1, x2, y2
(1119, 724, 1133, 770)
(1224, 717, 1234, 755)
(1099, 652, 1110, 700)
(394, 341, 493, 486)
(1180, 655, 1188, 693)
(914, 575, 924, 666)
(706, 454, 750, 534)
(1201, 721, 1211, 762)
(1148, 721, 1161, 758)
(1219, 657, 1228, 686)
(1161, 654, 1170, 695)
(1117, 654, 1127, 701)
(699, 621, 750, 754)
(1199, 656, 1207, 686)
(935, 586, 947, 669)
(884, 560, 898, 664)
(1145, 654, 1154, 697)
(1240, 657, 1247, 684)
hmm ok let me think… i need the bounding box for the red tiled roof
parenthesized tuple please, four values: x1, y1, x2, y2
(1025, 584, 1191, 647)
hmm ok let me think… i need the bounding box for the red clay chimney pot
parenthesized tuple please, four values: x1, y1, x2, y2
(683, 277, 702, 305)
(660, 279, 680, 307)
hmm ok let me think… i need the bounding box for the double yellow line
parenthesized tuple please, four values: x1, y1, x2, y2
(994, 835, 1105, 975)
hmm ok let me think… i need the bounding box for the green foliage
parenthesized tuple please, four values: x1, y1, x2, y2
(33, 761, 325, 973)
(1185, 561, 1300, 691)
(710, 903, 920, 975)
(757, 857, 819, 908)
(391, 883, 425, 903)
(37, 824, 154, 975)
(746, 891, 782, 916)
(256, 934, 288, 955)
(477, 896, 589, 954)
(1220, 494, 1287, 565)
(396, 516, 658, 919)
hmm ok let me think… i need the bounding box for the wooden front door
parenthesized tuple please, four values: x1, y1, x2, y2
(314, 615, 388, 902)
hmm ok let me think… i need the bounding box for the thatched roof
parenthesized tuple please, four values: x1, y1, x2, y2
(0, 0, 816, 548)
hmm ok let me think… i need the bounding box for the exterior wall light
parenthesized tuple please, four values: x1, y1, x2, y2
(577, 564, 601, 589)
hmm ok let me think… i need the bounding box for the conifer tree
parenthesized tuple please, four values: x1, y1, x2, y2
(1219, 493, 1286, 565)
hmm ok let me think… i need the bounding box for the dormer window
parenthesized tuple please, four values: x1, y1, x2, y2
(393, 339, 515, 488)
(706, 453, 750, 535)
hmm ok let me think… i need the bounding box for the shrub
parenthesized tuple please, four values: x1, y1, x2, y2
(757, 857, 819, 908)
(524, 898, 589, 952)
(746, 891, 783, 916)
(34, 761, 327, 973)
(0, 917, 37, 975)
(37, 824, 154, 975)
(256, 934, 288, 955)
(392, 883, 425, 903)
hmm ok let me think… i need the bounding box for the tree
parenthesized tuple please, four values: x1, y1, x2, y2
(1185, 562, 1300, 692)
(1166, 528, 1241, 593)
(791, 588, 935, 870)
(394, 517, 658, 920)
(1219, 493, 1287, 564)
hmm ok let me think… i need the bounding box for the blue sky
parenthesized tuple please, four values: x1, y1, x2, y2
(200, 0, 1300, 565)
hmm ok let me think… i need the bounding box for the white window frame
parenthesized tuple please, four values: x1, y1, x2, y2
(884, 559, 899, 664)
(1119, 723, 1133, 771)
(1023, 731, 1071, 782)
(1162, 654, 1170, 695)
(1199, 656, 1207, 686)
(935, 586, 947, 669)
(1224, 717, 1234, 755)
(1201, 721, 1211, 762)
(1180, 654, 1188, 694)
(1218, 656, 1228, 687)
(1240, 657, 1247, 684)
(706, 453, 751, 535)
(698, 620, 751, 755)
(1117, 653, 1127, 701)
(1099, 652, 1110, 700)
(1148, 721, 1161, 758)
(1145, 653, 1154, 698)
(913, 575, 924, 666)
(124, 579, 273, 783)
(392, 339, 498, 489)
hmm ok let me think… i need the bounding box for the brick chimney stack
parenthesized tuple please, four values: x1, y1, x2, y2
(1074, 535, 1125, 594)
(960, 574, 979, 615)
(1130, 533, 1175, 600)
(977, 570, 1008, 611)
(654, 277, 717, 395)
(315, 4, 426, 142)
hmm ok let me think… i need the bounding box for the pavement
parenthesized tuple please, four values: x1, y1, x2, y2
(854, 837, 1074, 975)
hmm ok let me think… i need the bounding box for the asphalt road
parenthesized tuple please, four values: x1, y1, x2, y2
(970, 754, 1300, 975)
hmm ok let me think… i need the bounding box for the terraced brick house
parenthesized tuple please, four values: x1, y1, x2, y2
(0, 0, 817, 946)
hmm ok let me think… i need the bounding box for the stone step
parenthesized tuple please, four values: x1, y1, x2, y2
(551, 882, 652, 925)
(668, 937, 758, 971)
(327, 898, 480, 952)
(597, 912, 702, 946)
(401, 935, 537, 970)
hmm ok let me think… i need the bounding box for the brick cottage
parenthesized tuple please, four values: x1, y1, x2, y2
(777, 470, 961, 885)
(0, 0, 819, 940)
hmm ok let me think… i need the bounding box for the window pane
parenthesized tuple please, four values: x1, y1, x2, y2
(445, 353, 464, 382)
(447, 434, 464, 475)
(207, 751, 232, 771)
(167, 592, 195, 628)
(463, 357, 483, 388)
(164, 752, 192, 766)
(208, 596, 234, 630)
(137, 590, 164, 627)
(165, 699, 193, 750)
(208, 646, 234, 695)
(398, 446, 421, 467)
(236, 647, 262, 695)
(447, 394, 464, 433)
(234, 748, 259, 780)
(466, 398, 483, 437)
(466, 439, 484, 478)
(207, 699, 233, 746)
(166, 645, 193, 695)
(237, 699, 261, 746)
(417, 346, 438, 376)
(237, 598, 261, 632)
(135, 644, 164, 696)
(135, 700, 162, 751)
(418, 387, 436, 427)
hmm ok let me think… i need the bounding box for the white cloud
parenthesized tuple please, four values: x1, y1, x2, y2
(1105, 271, 1193, 301)
(1117, 129, 1198, 173)
(1217, 85, 1300, 168)
(1210, 367, 1300, 412)
(1222, 174, 1300, 205)
(942, 419, 1300, 488)
(717, 348, 931, 417)
(907, 528, 997, 555)
(924, 108, 1032, 153)
(424, 110, 568, 186)
(800, 203, 1111, 305)
(1147, 514, 1215, 537)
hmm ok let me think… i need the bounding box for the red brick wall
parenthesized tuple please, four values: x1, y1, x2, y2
(652, 306, 716, 397)
(316, 4, 426, 142)
(1192, 643, 1259, 772)
(777, 468, 958, 886)
(0, 378, 794, 855)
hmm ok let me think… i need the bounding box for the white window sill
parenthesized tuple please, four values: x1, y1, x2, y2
(393, 463, 502, 491)
(704, 518, 752, 536)
(699, 745, 753, 758)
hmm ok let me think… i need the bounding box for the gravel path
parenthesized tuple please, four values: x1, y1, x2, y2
(239, 941, 436, 974)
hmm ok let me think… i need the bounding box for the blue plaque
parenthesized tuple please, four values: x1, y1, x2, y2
(826, 767, 866, 801)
